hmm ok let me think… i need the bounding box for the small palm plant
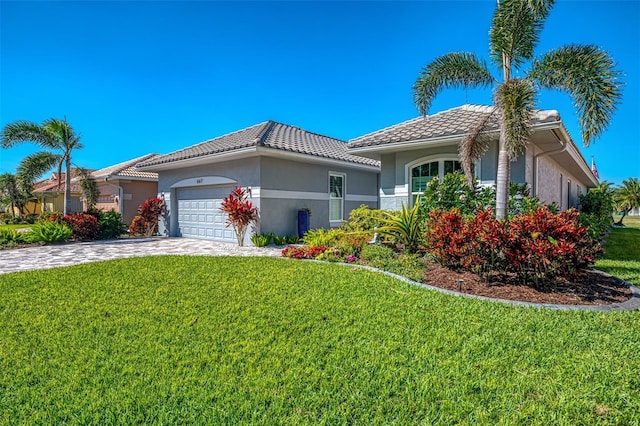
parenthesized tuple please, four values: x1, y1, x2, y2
(378, 199, 424, 253)
(613, 178, 640, 226)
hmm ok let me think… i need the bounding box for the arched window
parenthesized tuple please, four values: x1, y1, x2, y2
(410, 159, 461, 203)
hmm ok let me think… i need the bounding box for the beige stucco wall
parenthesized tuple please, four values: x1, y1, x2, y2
(94, 179, 158, 225)
(535, 155, 587, 209)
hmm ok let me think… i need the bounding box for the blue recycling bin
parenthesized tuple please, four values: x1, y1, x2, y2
(297, 209, 310, 238)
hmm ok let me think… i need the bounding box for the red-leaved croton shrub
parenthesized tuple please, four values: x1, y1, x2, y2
(63, 213, 100, 240)
(220, 187, 258, 246)
(503, 207, 602, 284)
(129, 197, 165, 237)
(426, 207, 602, 286)
(281, 245, 328, 259)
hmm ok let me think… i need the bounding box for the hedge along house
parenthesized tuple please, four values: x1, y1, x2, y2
(347, 104, 599, 211)
(137, 121, 379, 244)
(84, 153, 161, 225)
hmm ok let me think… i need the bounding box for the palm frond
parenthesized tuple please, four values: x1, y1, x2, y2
(459, 110, 497, 188)
(494, 79, 536, 159)
(490, 0, 554, 71)
(529, 44, 623, 145)
(413, 52, 494, 115)
(42, 118, 84, 151)
(16, 152, 61, 188)
(1, 121, 58, 149)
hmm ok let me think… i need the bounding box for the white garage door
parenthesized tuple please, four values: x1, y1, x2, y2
(176, 186, 237, 242)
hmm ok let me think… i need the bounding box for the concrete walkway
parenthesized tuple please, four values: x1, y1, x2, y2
(0, 237, 281, 275)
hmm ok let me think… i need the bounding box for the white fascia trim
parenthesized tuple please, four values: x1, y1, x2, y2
(534, 121, 598, 186)
(256, 146, 380, 172)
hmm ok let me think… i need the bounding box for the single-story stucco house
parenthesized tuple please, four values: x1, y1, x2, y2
(25, 171, 84, 215)
(85, 154, 160, 225)
(138, 104, 598, 244)
(347, 104, 598, 211)
(137, 121, 380, 243)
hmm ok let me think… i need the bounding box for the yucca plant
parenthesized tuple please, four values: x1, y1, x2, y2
(378, 199, 424, 253)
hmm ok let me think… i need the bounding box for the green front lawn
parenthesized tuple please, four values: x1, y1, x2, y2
(595, 216, 640, 286)
(0, 223, 32, 231)
(1, 256, 638, 424)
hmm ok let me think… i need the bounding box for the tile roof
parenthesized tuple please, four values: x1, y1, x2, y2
(91, 154, 160, 180)
(348, 104, 560, 148)
(32, 171, 82, 193)
(138, 121, 380, 168)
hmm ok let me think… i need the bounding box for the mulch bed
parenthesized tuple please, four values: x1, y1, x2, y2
(421, 259, 632, 306)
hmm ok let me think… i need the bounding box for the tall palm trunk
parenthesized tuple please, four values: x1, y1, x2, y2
(495, 135, 510, 219)
(64, 156, 72, 215)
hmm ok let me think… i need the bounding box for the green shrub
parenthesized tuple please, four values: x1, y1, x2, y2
(342, 204, 386, 232)
(251, 233, 272, 247)
(422, 171, 479, 216)
(97, 209, 127, 239)
(285, 234, 300, 244)
(359, 244, 425, 282)
(24, 221, 72, 243)
(0, 229, 26, 247)
(272, 235, 287, 245)
(579, 186, 614, 238)
(360, 244, 397, 266)
(24, 213, 39, 224)
(303, 228, 344, 247)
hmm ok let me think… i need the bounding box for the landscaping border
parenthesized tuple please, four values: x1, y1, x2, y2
(320, 260, 640, 312)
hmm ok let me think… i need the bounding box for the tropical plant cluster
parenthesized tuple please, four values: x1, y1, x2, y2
(128, 198, 165, 237)
(0, 209, 127, 248)
(426, 207, 601, 285)
(281, 170, 613, 290)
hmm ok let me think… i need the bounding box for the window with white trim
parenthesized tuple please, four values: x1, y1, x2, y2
(329, 173, 344, 222)
(410, 159, 461, 203)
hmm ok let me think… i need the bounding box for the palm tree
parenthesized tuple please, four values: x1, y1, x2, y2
(413, 0, 622, 219)
(0, 173, 27, 218)
(613, 178, 640, 226)
(2, 118, 83, 215)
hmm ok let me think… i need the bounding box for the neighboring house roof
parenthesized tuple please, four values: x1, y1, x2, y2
(90, 153, 160, 181)
(348, 104, 560, 149)
(137, 121, 380, 169)
(32, 171, 83, 194)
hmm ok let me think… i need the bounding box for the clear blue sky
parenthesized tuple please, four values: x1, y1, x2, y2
(1, 0, 638, 185)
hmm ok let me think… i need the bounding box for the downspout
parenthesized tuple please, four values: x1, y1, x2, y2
(104, 176, 124, 216)
(533, 128, 567, 198)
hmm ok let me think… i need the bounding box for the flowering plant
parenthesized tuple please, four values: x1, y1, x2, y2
(220, 187, 259, 246)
